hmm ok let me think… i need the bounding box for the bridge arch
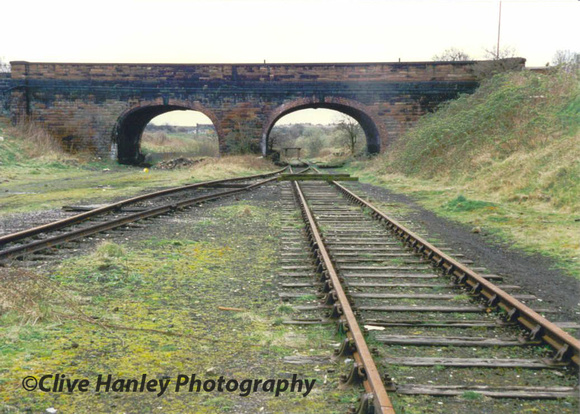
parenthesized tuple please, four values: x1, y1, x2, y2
(261, 97, 384, 156)
(112, 99, 222, 164)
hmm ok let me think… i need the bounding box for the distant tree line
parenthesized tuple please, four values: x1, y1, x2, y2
(145, 123, 216, 134)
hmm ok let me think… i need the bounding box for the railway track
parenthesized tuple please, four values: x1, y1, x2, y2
(0, 168, 289, 263)
(278, 168, 579, 413)
(2, 163, 578, 412)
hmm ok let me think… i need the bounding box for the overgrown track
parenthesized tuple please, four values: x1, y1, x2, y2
(280, 168, 579, 413)
(0, 168, 289, 263)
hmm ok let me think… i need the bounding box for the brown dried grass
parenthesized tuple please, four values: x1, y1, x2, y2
(6, 120, 71, 160)
(0, 268, 58, 324)
(142, 131, 219, 156)
(142, 131, 169, 145)
(185, 155, 277, 180)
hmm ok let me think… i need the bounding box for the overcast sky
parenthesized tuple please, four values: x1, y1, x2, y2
(2, 0, 577, 125)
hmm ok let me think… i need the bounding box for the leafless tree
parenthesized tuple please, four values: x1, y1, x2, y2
(0, 57, 10, 73)
(266, 130, 278, 153)
(483, 45, 517, 60)
(468, 46, 522, 80)
(433, 48, 471, 62)
(552, 50, 579, 72)
(336, 115, 361, 155)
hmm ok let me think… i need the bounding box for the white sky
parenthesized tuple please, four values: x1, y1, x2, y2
(2, 0, 577, 125)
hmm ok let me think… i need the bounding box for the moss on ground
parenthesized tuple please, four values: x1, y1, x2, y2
(0, 199, 351, 413)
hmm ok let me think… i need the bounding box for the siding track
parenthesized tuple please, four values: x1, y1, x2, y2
(0, 168, 288, 263)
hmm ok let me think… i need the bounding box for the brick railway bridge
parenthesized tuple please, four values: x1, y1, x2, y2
(2, 59, 524, 164)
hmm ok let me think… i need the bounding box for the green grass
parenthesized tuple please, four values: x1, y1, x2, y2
(365, 69, 579, 212)
(347, 69, 580, 278)
(386, 70, 579, 180)
(443, 195, 497, 212)
(461, 391, 484, 400)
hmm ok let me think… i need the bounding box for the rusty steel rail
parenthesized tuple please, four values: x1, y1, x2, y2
(0, 174, 281, 262)
(291, 179, 395, 414)
(0, 167, 288, 247)
(331, 180, 580, 367)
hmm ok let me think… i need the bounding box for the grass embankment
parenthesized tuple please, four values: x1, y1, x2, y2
(351, 69, 579, 277)
(0, 119, 276, 216)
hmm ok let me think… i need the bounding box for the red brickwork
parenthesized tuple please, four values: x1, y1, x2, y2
(7, 59, 525, 163)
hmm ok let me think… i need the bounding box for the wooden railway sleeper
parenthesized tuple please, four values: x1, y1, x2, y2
(333, 180, 580, 372)
(295, 180, 401, 413)
(336, 181, 580, 365)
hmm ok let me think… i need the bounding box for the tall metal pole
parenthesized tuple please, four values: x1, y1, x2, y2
(496, 1, 502, 59)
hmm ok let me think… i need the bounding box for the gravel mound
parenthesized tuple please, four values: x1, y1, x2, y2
(155, 157, 204, 170)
